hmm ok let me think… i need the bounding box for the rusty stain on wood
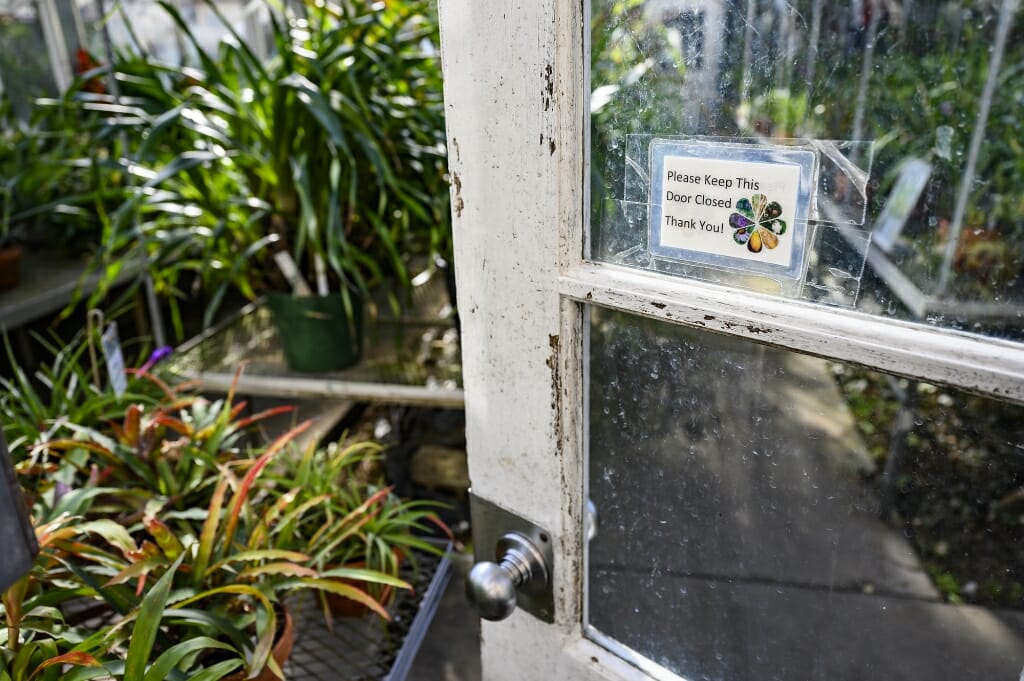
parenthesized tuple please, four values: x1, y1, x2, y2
(452, 172, 464, 218)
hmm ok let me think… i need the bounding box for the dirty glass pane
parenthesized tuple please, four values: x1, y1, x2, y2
(586, 304, 1024, 680)
(0, 1, 57, 120)
(590, 1, 1024, 338)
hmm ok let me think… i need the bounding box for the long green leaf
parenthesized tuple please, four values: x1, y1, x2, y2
(317, 567, 411, 589)
(143, 637, 237, 681)
(168, 585, 275, 674)
(284, 578, 391, 620)
(162, 609, 250, 653)
(193, 476, 228, 586)
(185, 659, 243, 681)
(124, 555, 184, 681)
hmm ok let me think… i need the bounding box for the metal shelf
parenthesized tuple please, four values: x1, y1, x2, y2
(169, 271, 463, 408)
(286, 545, 454, 681)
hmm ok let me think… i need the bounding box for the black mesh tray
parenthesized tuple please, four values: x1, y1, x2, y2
(285, 544, 453, 681)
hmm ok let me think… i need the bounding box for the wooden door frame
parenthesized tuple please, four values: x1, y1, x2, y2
(438, 1, 1024, 679)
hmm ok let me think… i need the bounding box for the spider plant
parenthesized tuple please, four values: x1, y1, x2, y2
(82, 0, 449, 334)
(0, 84, 129, 259)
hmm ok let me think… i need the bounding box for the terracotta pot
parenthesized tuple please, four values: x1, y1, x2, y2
(323, 560, 398, 617)
(325, 581, 395, 617)
(223, 606, 294, 681)
(0, 244, 21, 291)
(327, 577, 395, 614)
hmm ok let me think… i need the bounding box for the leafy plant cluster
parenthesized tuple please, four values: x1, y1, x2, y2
(0, 332, 447, 680)
(4, 0, 449, 337)
(0, 85, 127, 254)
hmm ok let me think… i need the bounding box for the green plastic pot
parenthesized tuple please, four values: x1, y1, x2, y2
(266, 293, 364, 372)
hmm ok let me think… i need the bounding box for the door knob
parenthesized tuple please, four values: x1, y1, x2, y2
(466, 531, 550, 621)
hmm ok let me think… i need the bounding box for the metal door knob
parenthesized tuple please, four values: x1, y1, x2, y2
(466, 531, 549, 621)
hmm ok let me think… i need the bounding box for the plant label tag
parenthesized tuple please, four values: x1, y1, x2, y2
(872, 158, 931, 254)
(649, 141, 815, 279)
(101, 322, 128, 397)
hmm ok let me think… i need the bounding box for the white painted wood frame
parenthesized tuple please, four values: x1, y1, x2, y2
(437, 3, 1024, 681)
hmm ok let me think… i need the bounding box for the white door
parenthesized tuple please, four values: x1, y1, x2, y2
(440, 1, 1024, 679)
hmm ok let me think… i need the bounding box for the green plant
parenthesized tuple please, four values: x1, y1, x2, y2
(73, 420, 409, 677)
(82, 0, 449, 334)
(0, 81, 129, 256)
(40, 373, 295, 524)
(0, 329, 175, 518)
(263, 438, 449, 606)
(0, 330, 166, 456)
(0, 514, 189, 681)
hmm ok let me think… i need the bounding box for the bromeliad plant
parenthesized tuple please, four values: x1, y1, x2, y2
(263, 438, 450, 606)
(0, 329, 181, 520)
(1, 327, 446, 679)
(75, 421, 410, 677)
(0, 515, 245, 681)
(40, 375, 296, 524)
(0, 330, 168, 459)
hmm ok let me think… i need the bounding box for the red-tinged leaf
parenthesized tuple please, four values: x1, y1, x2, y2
(144, 516, 185, 560)
(226, 362, 246, 407)
(228, 400, 247, 422)
(154, 397, 200, 416)
(126, 540, 164, 562)
(29, 652, 100, 680)
(95, 466, 114, 484)
(123, 404, 142, 447)
(35, 439, 114, 459)
(176, 379, 202, 392)
(222, 420, 312, 550)
(237, 562, 317, 579)
(296, 579, 392, 620)
(425, 513, 455, 541)
(194, 476, 230, 585)
(151, 415, 193, 437)
(232, 405, 297, 431)
(15, 463, 59, 479)
(35, 516, 72, 541)
(51, 540, 124, 565)
(336, 485, 394, 528)
(125, 367, 177, 402)
(77, 519, 138, 555)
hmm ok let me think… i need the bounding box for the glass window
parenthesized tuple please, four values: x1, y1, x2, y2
(590, 1, 1024, 341)
(586, 304, 1024, 680)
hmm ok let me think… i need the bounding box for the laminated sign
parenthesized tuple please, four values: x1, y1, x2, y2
(649, 141, 816, 279)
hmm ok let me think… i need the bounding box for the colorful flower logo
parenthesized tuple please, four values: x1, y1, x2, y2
(729, 194, 787, 253)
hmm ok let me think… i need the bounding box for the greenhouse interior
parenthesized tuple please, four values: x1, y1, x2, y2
(0, 0, 1023, 680)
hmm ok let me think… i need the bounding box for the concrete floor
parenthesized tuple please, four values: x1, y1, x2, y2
(408, 552, 482, 681)
(587, 316, 1024, 680)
